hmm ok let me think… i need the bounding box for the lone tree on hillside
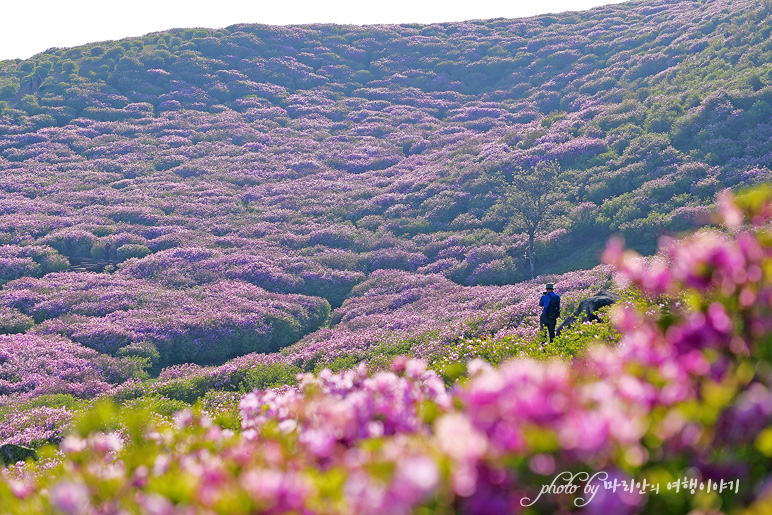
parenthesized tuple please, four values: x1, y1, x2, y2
(490, 160, 566, 279)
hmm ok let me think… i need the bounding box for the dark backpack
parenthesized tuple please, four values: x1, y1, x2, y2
(546, 293, 561, 319)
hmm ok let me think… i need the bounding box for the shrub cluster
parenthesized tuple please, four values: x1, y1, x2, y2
(2, 186, 772, 513)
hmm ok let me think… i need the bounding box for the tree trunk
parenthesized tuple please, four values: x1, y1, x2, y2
(528, 232, 535, 280)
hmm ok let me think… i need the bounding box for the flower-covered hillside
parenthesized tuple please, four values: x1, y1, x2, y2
(1, 0, 771, 366)
(2, 179, 772, 515)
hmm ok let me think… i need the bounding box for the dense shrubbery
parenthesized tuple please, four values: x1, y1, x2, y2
(0, 1, 768, 272)
(0, 245, 68, 285)
(1, 2, 772, 510)
(0, 306, 34, 334)
(0, 260, 614, 462)
(0, 0, 770, 367)
(1, 189, 772, 513)
(0, 187, 772, 513)
(0, 275, 331, 366)
(0, 334, 116, 402)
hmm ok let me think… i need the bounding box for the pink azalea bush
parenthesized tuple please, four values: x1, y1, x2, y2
(0, 334, 115, 403)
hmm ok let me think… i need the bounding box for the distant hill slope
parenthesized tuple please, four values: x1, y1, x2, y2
(0, 0, 771, 364)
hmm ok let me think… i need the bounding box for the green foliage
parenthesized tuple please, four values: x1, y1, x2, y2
(60, 60, 78, 75)
(117, 341, 161, 372)
(155, 375, 219, 404)
(19, 94, 40, 115)
(438, 335, 526, 370)
(549, 307, 620, 357)
(116, 244, 151, 261)
(25, 393, 84, 411)
(40, 253, 69, 274)
(0, 306, 35, 334)
(151, 362, 301, 405)
(430, 303, 623, 379)
(200, 390, 242, 430)
(437, 361, 468, 387)
(42, 230, 98, 258)
(541, 110, 568, 128)
(0, 78, 18, 98)
(365, 341, 415, 371)
(71, 398, 151, 437)
(229, 362, 302, 392)
(0, 443, 37, 466)
(121, 395, 190, 418)
(299, 333, 431, 375)
(316, 354, 363, 373)
(430, 312, 621, 383)
(91, 354, 151, 383)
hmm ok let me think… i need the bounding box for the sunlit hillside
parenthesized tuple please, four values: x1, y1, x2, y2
(2, 1, 772, 512)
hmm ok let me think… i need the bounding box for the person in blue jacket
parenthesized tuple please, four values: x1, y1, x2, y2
(539, 283, 560, 342)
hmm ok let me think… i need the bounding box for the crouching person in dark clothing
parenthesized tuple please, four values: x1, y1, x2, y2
(539, 283, 560, 342)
